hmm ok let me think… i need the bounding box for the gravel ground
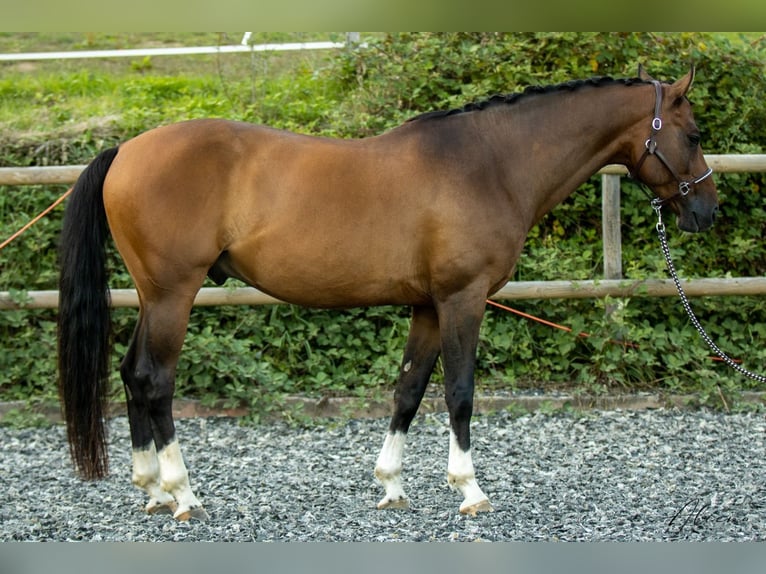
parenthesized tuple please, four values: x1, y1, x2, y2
(2, 408, 766, 541)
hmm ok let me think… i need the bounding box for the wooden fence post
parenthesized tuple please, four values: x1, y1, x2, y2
(601, 173, 622, 280)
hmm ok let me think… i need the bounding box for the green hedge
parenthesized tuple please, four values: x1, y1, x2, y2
(1, 33, 765, 415)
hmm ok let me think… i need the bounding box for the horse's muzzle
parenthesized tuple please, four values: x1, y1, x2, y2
(677, 202, 718, 233)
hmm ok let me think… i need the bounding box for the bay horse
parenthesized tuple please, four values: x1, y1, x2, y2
(57, 66, 717, 521)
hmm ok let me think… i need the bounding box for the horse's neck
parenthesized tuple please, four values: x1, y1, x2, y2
(487, 84, 648, 225)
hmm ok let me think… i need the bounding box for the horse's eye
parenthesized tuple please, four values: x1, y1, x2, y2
(688, 133, 701, 147)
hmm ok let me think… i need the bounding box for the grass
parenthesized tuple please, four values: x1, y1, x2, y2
(3, 32, 761, 140)
(0, 32, 350, 155)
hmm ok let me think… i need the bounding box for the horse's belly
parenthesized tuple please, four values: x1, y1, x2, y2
(251, 272, 428, 309)
(226, 241, 429, 308)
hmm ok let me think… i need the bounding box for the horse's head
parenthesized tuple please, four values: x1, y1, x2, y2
(630, 66, 719, 232)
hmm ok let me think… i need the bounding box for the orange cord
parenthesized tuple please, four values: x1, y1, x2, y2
(0, 187, 72, 251)
(486, 298, 735, 362)
(486, 298, 639, 349)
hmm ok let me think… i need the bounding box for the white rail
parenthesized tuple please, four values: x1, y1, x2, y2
(0, 40, 357, 62)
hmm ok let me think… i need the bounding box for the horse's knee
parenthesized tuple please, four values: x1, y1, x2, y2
(445, 383, 474, 420)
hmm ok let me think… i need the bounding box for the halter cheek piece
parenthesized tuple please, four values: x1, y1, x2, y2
(630, 80, 713, 208)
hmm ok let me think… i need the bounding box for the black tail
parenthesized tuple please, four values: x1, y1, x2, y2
(57, 146, 119, 480)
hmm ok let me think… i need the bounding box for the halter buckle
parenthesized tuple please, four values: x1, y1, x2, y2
(652, 117, 662, 131)
(678, 181, 691, 196)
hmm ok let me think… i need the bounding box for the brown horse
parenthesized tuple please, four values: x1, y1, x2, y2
(57, 66, 717, 521)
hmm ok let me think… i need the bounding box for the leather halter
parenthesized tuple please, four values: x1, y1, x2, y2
(630, 80, 713, 208)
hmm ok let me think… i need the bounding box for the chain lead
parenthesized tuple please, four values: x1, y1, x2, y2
(651, 198, 665, 234)
(654, 209, 766, 384)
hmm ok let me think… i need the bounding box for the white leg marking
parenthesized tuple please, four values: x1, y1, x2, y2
(374, 431, 409, 509)
(447, 431, 493, 516)
(157, 440, 208, 521)
(132, 444, 176, 514)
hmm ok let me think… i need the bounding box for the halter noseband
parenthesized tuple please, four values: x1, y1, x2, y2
(630, 80, 713, 208)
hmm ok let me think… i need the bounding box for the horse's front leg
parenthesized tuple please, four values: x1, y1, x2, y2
(437, 291, 493, 516)
(375, 305, 441, 509)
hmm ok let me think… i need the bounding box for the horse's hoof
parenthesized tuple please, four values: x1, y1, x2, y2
(174, 506, 210, 521)
(146, 500, 177, 516)
(377, 496, 410, 510)
(459, 499, 494, 517)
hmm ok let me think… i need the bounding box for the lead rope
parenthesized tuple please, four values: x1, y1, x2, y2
(652, 199, 766, 383)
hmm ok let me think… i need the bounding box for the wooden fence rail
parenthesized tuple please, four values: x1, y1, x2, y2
(1, 154, 765, 310)
(3, 278, 766, 310)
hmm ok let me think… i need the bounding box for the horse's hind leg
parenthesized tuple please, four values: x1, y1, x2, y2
(121, 291, 208, 521)
(121, 326, 176, 517)
(375, 305, 441, 509)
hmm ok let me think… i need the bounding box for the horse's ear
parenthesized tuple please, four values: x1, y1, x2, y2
(670, 65, 695, 101)
(637, 64, 654, 81)
(669, 65, 694, 105)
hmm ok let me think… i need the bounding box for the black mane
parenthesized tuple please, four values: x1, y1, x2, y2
(407, 76, 648, 123)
